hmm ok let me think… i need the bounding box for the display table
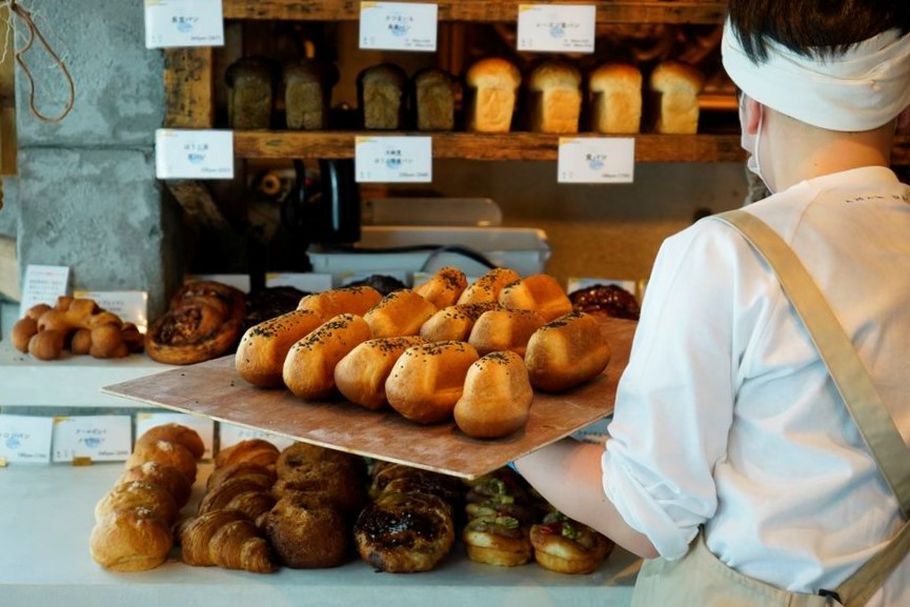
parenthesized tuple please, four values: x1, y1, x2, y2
(0, 464, 640, 606)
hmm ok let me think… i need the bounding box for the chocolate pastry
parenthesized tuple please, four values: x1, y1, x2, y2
(568, 284, 640, 321)
(345, 274, 408, 296)
(244, 286, 308, 329)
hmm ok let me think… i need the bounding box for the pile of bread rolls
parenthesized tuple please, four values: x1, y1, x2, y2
(236, 266, 613, 440)
(90, 424, 204, 571)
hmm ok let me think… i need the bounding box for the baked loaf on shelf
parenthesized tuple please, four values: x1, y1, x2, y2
(528, 60, 583, 134)
(414, 68, 457, 131)
(284, 60, 338, 130)
(466, 57, 522, 133)
(590, 63, 643, 134)
(358, 63, 408, 130)
(226, 57, 275, 130)
(649, 60, 705, 134)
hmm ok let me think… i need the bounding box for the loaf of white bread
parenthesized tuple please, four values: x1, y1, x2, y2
(589, 63, 642, 134)
(466, 58, 522, 133)
(649, 61, 704, 134)
(529, 60, 582, 134)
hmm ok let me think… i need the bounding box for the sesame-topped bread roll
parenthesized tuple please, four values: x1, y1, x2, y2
(363, 289, 438, 338)
(468, 308, 546, 357)
(454, 351, 534, 439)
(236, 309, 325, 387)
(283, 314, 372, 400)
(649, 60, 704, 134)
(525, 312, 611, 393)
(297, 286, 383, 319)
(589, 63, 642, 134)
(498, 274, 573, 322)
(334, 336, 429, 410)
(414, 266, 468, 309)
(456, 268, 521, 305)
(528, 60, 583, 134)
(385, 341, 480, 424)
(419, 302, 501, 342)
(466, 58, 522, 133)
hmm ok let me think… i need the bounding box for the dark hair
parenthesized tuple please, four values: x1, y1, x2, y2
(728, 1, 910, 63)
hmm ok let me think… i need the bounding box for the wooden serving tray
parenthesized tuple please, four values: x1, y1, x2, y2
(103, 318, 636, 479)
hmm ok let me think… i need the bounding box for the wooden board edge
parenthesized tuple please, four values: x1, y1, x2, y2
(164, 47, 215, 128)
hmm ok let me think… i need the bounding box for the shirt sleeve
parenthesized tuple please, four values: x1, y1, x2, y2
(602, 220, 756, 560)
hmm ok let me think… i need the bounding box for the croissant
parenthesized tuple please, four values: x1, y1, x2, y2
(179, 510, 277, 573)
(215, 439, 280, 469)
(198, 476, 276, 519)
(206, 462, 277, 491)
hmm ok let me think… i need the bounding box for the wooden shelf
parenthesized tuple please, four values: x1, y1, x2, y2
(223, 0, 729, 24)
(234, 131, 749, 162)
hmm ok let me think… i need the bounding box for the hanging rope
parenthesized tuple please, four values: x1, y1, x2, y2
(8, 0, 76, 123)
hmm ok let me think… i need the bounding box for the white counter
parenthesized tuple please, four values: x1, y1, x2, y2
(0, 464, 640, 607)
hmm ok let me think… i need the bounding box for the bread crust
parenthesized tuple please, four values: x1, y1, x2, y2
(296, 286, 382, 318)
(457, 268, 521, 305)
(414, 266, 468, 309)
(335, 336, 428, 409)
(525, 312, 611, 393)
(135, 423, 205, 459)
(498, 274, 573, 322)
(121, 461, 193, 508)
(235, 309, 325, 387)
(364, 289, 438, 338)
(529, 521, 613, 574)
(126, 439, 198, 484)
(468, 308, 545, 357)
(90, 509, 173, 572)
(589, 63, 642, 134)
(454, 351, 533, 439)
(263, 495, 349, 568)
(215, 439, 280, 469)
(420, 302, 502, 342)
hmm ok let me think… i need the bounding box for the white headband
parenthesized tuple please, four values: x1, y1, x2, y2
(722, 18, 910, 131)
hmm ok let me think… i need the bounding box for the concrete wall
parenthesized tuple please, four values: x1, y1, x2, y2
(8, 0, 177, 315)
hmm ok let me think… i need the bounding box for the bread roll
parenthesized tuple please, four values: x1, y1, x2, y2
(649, 60, 704, 134)
(284, 60, 338, 130)
(121, 461, 193, 508)
(414, 68, 456, 131)
(296, 286, 382, 318)
(463, 517, 533, 567)
(334, 336, 428, 410)
(90, 509, 174, 572)
(235, 309, 325, 387)
(11, 317, 38, 353)
(457, 268, 521, 305)
(525, 312, 611, 392)
(454, 351, 533, 439)
(226, 57, 275, 130)
(358, 63, 407, 130)
(528, 60, 582, 134)
(420, 302, 501, 342)
(530, 513, 612, 574)
(262, 495, 349, 568)
(207, 462, 277, 491)
(466, 58, 521, 133)
(95, 480, 179, 525)
(590, 63, 642, 134)
(363, 289, 438, 338)
(126, 439, 198, 484)
(283, 314, 372, 400)
(135, 423, 205, 459)
(498, 274, 573, 322)
(414, 266, 468, 309)
(468, 308, 545, 357)
(215, 439, 280, 469)
(385, 341, 480, 424)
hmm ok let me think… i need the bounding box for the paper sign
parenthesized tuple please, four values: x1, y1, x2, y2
(144, 0, 225, 49)
(155, 129, 234, 180)
(517, 4, 596, 53)
(355, 136, 432, 183)
(359, 2, 438, 51)
(52, 416, 132, 463)
(184, 273, 251, 293)
(219, 423, 297, 452)
(0, 415, 53, 464)
(72, 291, 149, 333)
(265, 273, 333, 293)
(135, 412, 215, 459)
(558, 137, 635, 183)
(19, 264, 69, 318)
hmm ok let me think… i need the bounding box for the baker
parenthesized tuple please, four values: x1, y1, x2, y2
(516, 1, 910, 605)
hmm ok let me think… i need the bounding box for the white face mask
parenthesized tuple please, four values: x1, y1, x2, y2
(739, 94, 766, 188)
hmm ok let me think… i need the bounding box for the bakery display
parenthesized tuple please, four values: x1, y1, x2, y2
(590, 63, 643, 134)
(284, 60, 338, 130)
(457, 268, 521, 305)
(454, 351, 534, 439)
(649, 60, 705, 134)
(226, 57, 276, 130)
(530, 510, 613, 574)
(414, 68, 456, 131)
(419, 302, 501, 342)
(468, 308, 545, 357)
(525, 312, 612, 393)
(528, 60, 583, 134)
(334, 335, 428, 410)
(363, 289, 438, 338)
(498, 274, 573, 323)
(466, 58, 521, 133)
(568, 283, 641, 320)
(413, 266, 468, 309)
(358, 63, 408, 130)
(146, 281, 247, 366)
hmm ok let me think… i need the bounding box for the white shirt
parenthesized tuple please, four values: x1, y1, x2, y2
(602, 167, 910, 604)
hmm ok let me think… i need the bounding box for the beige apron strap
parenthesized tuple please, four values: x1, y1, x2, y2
(714, 210, 910, 518)
(835, 519, 910, 606)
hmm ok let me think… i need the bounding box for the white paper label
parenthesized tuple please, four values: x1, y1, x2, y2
(265, 273, 334, 293)
(135, 413, 215, 459)
(144, 0, 225, 49)
(219, 423, 297, 452)
(517, 4, 596, 53)
(557, 137, 635, 183)
(72, 291, 149, 333)
(52, 416, 132, 463)
(184, 273, 251, 293)
(355, 136, 432, 183)
(155, 129, 234, 180)
(19, 264, 69, 318)
(0, 415, 53, 464)
(359, 2, 438, 51)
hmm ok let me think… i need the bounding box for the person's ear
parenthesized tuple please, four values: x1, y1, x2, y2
(897, 105, 910, 131)
(744, 97, 762, 135)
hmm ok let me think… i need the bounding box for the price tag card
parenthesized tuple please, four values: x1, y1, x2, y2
(265, 273, 333, 293)
(517, 4, 597, 53)
(219, 423, 297, 452)
(557, 137, 635, 184)
(52, 416, 132, 463)
(136, 412, 215, 459)
(0, 415, 53, 464)
(359, 2, 438, 51)
(355, 136, 432, 183)
(144, 0, 225, 49)
(184, 273, 251, 293)
(19, 264, 69, 318)
(72, 291, 149, 333)
(155, 129, 234, 180)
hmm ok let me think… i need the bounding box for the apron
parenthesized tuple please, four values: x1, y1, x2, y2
(631, 210, 910, 607)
